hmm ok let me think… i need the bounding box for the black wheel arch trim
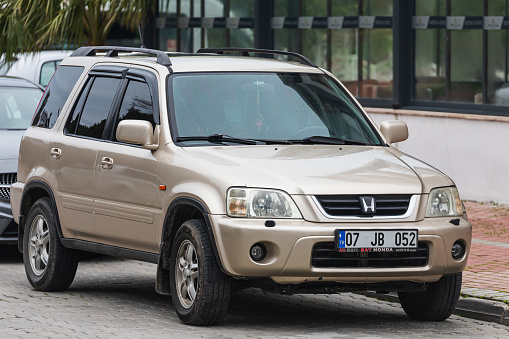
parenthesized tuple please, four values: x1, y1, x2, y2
(159, 197, 226, 274)
(19, 180, 64, 251)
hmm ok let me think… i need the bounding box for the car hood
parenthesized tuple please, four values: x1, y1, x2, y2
(181, 145, 452, 195)
(0, 129, 24, 173)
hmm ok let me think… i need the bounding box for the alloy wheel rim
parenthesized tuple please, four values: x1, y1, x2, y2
(28, 215, 50, 276)
(175, 239, 199, 309)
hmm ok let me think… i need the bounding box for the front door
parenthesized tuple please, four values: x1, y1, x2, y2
(93, 73, 161, 252)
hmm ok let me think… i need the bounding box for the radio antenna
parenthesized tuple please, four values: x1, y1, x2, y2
(138, 25, 146, 48)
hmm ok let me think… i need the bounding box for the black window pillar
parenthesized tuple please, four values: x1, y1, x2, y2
(254, 0, 273, 49)
(392, 0, 413, 109)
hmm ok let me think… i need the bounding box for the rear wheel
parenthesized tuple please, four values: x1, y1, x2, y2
(23, 197, 78, 291)
(169, 219, 231, 325)
(398, 272, 462, 321)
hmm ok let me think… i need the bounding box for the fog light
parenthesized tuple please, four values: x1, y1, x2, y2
(250, 243, 266, 262)
(451, 242, 465, 260)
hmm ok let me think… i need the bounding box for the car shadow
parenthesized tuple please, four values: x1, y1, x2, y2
(24, 256, 481, 336)
(64, 259, 465, 332)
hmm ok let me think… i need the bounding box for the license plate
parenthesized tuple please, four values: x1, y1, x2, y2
(335, 229, 418, 251)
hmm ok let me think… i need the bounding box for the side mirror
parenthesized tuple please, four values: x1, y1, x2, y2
(380, 120, 409, 144)
(116, 120, 159, 150)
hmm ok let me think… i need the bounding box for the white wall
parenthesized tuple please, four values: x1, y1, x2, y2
(366, 108, 509, 204)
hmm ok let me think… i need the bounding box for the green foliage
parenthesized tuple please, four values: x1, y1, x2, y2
(0, 0, 156, 65)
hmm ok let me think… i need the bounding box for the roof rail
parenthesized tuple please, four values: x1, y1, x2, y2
(196, 48, 317, 67)
(71, 46, 172, 66)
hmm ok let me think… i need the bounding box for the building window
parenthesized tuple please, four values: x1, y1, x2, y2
(413, 0, 509, 112)
(272, 0, 393, 101)
(157, 0, 254, 53)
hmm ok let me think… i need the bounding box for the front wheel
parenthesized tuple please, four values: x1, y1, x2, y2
(398, 272, 462, 321)
(23, 197, 78, 291)
(169, 219, 231, 325)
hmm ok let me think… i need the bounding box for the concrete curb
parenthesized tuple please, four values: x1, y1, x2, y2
(359, 291, 509, 326)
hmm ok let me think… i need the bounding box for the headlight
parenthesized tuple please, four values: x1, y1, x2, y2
(425, 187, 463, 218)
(227, 188, 302, 218)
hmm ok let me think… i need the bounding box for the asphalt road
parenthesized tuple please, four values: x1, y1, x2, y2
(1, 246, 508, 339)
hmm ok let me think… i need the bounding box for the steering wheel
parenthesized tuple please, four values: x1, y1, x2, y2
(295, 125, 330, 138)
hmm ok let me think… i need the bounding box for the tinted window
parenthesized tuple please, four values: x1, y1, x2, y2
(114, 80, 154, 141)
(75, 77, 120, 139)
(32, 65, 84, 128)
(66, 77, 93, 134)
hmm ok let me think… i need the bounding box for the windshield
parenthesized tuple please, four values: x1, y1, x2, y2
(168, 72, 383, 146)
(0, 87, 43, 129)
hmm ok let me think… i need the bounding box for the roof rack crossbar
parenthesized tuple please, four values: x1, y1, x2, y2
(196, 48, 317, 67)
(71, 46, 172, 66)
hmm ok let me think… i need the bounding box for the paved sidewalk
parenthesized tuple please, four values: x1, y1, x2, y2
(448, 201, 509, 325)
(368, 201, 509, 326)
(462, 201, 509, 303)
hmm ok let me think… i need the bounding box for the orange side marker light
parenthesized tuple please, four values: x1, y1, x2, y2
(159, 185, 166, 191)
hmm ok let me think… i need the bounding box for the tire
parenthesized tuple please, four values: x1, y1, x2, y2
(23, 197, 78, 291)
(169, 219, 231, 325)
(398, 272, 462, 321)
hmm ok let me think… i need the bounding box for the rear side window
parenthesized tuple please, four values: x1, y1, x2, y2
(74, 77, 121, 139)
(114, 80, 154, 141)
(32, 65, 84, 129)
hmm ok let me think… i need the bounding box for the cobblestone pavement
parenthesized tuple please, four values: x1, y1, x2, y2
(1, 247, 508, 339)
(463, 201, 509, 298)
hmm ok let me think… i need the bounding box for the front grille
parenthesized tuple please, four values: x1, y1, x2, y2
(311, 242, 429, 268)
(0, 173, 17, 200)
(314, 194, 412, 217)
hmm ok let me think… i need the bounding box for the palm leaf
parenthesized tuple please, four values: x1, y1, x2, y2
(0, 0, 157, 66)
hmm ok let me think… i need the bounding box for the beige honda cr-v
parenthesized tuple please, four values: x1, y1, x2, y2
(10, 46, 471, 325)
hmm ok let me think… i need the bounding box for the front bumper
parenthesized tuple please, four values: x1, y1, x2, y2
(0, 198, 17, 244)
(210, 215, 471, 284)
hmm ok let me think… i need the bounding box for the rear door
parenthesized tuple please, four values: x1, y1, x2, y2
(51, 67, 124, 240)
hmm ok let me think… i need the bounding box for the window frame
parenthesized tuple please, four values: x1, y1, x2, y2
(65, 64, 161, 145)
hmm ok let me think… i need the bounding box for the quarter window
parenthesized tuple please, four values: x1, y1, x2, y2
(32, 65, 84, 129)
(75, 77, 120, 139)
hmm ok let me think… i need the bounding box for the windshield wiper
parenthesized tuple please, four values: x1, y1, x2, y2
(176, 134, 257, 145)
(176, 134, 295, 145)
(295, 135, 366, 145)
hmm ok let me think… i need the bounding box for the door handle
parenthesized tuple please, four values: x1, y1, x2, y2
(50, 148, 61, 159)
(101, 157, 114, 169)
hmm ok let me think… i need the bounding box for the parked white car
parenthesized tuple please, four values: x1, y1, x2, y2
(0, 50, 72, 87)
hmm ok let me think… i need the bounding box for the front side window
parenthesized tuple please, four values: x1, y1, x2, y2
(72, 77, 120, 139)
(32, 65, 84, 129)
(114, 80, 154, 141)
(169, 72, 382, 145)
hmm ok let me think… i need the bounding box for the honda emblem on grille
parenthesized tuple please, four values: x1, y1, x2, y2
(360, 196, 376, 214)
